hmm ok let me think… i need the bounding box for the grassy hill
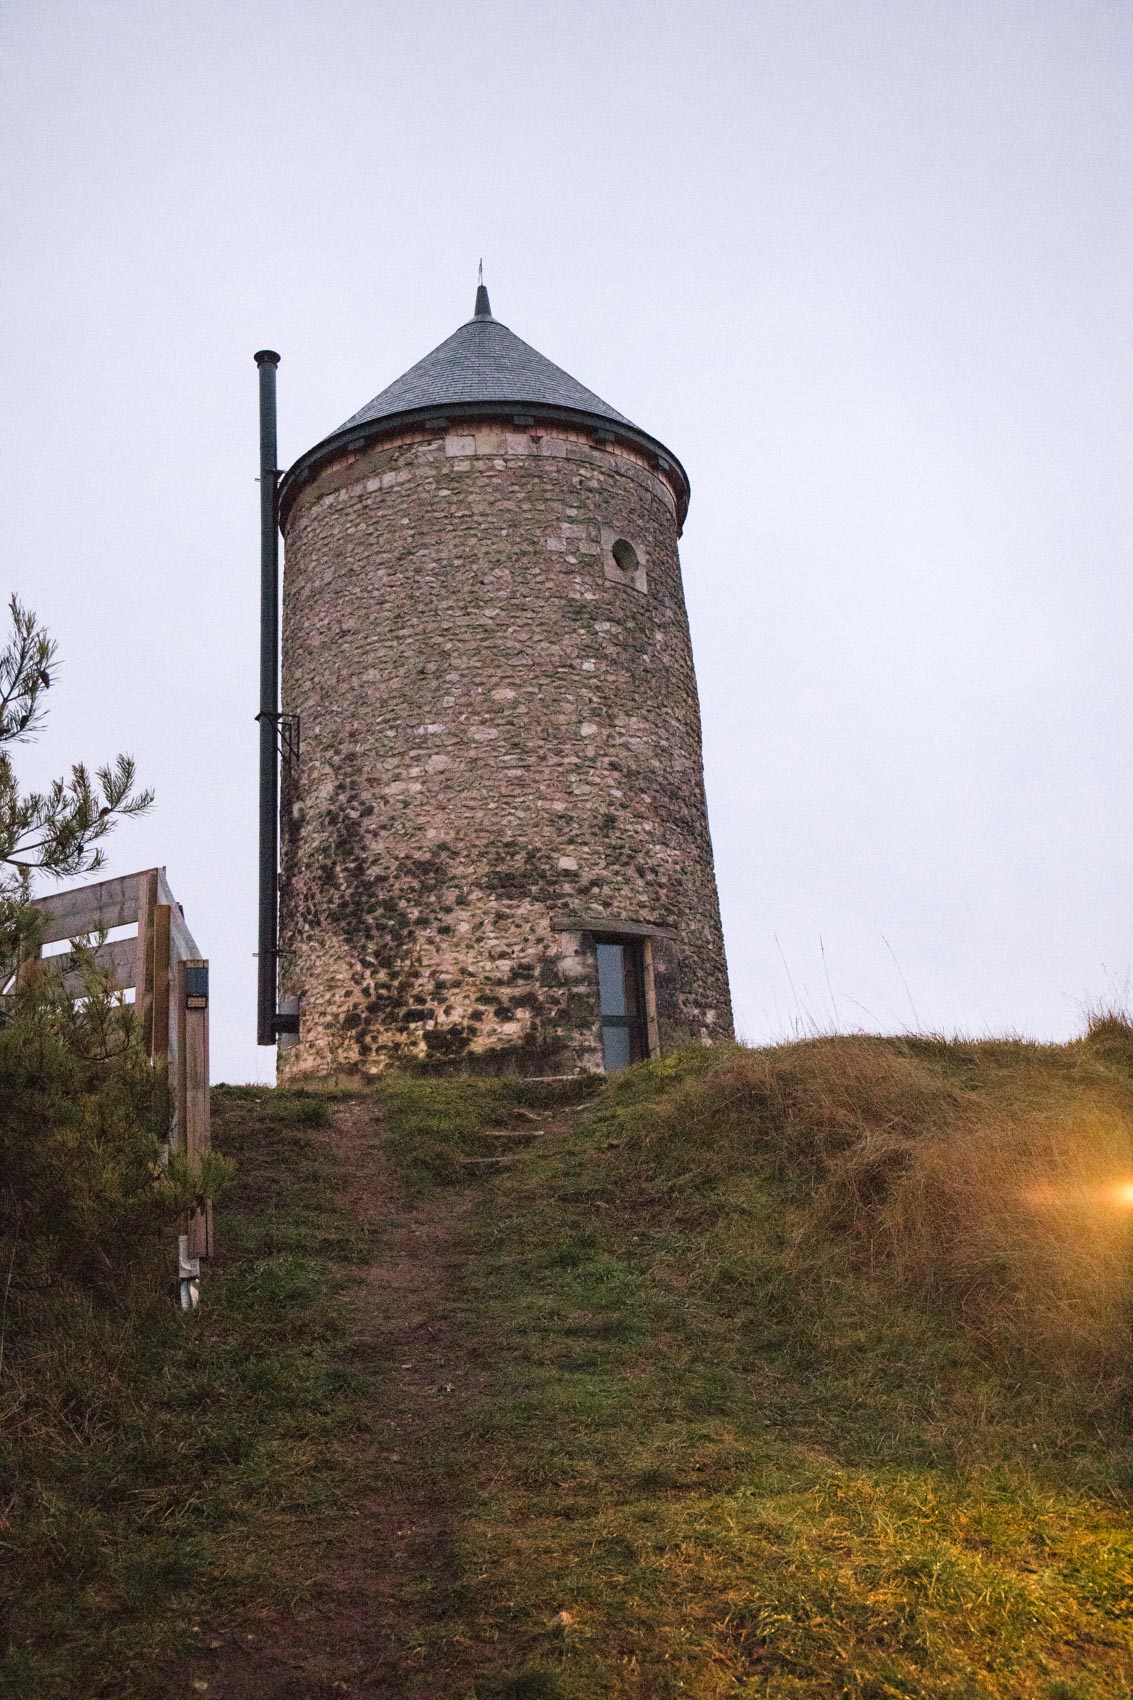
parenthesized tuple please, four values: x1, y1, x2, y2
(4, 1025, 1133, 1696)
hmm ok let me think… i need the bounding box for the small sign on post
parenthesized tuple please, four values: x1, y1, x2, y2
(185, 964, 209, 1009)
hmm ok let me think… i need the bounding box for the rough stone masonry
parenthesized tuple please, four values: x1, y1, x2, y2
(276, 288, 732, 1077)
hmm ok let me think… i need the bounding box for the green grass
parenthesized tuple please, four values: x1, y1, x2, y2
(378, 1070, 600, 1192)
(404, 1032, 1133, 1698)
(5, 1030, 1133, 1696)
(0, 1085, 372, 1699)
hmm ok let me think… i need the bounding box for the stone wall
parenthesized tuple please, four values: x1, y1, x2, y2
(277, 417, 732, 1077)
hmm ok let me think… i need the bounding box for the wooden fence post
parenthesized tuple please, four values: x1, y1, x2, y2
(150, 903, 172, 1160)
(152, 906, 171, 1067)
(180, 958, 211, 1260)
(134, 869, 158, 1055)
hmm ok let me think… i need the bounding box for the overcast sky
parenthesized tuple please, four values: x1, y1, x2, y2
(3, 0, 1130, 1082)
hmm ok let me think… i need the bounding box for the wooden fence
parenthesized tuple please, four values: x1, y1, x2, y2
(29, 867, 212, 1284)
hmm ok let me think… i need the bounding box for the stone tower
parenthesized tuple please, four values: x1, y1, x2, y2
(276, 284, 731, 1077)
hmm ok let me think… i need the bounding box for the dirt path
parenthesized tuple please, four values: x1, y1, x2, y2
(184, 1098, 480, 1700)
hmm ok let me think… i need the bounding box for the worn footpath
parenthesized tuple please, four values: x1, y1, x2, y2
(184, 1097, 486, 1700)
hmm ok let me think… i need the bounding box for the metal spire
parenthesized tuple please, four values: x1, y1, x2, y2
(474, 259, 492, 320)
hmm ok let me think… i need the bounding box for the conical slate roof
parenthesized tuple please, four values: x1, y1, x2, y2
(278, 282, 691, 531)
(335, 285, 634, 433)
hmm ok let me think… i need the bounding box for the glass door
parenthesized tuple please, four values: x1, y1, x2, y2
(596, 939, 648, 1072)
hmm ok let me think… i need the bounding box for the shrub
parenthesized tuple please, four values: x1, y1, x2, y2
(0, 941, 229, 1299)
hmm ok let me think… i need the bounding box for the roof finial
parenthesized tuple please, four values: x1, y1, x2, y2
(474, 260, 492, 321)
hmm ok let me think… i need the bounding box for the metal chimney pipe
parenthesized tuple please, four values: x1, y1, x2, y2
(254, 350, 281, 1047)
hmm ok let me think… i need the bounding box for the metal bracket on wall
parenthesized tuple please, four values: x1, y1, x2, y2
(254, 710, 300, 774)
(279, 713, 300, 777)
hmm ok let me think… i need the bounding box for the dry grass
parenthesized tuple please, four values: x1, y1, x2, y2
(428, 1021, 1133, 1696)
(614, 1024, 1133, 1389)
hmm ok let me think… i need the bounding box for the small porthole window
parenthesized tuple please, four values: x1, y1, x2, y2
(602, 527, 648, 593)
(611, 538, 638, 577)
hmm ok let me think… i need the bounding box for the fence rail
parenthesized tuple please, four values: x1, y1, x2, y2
(29, 866, 212, 1272)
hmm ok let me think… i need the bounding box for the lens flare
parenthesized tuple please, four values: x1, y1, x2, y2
(1026, 1179, 1133, 1210)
